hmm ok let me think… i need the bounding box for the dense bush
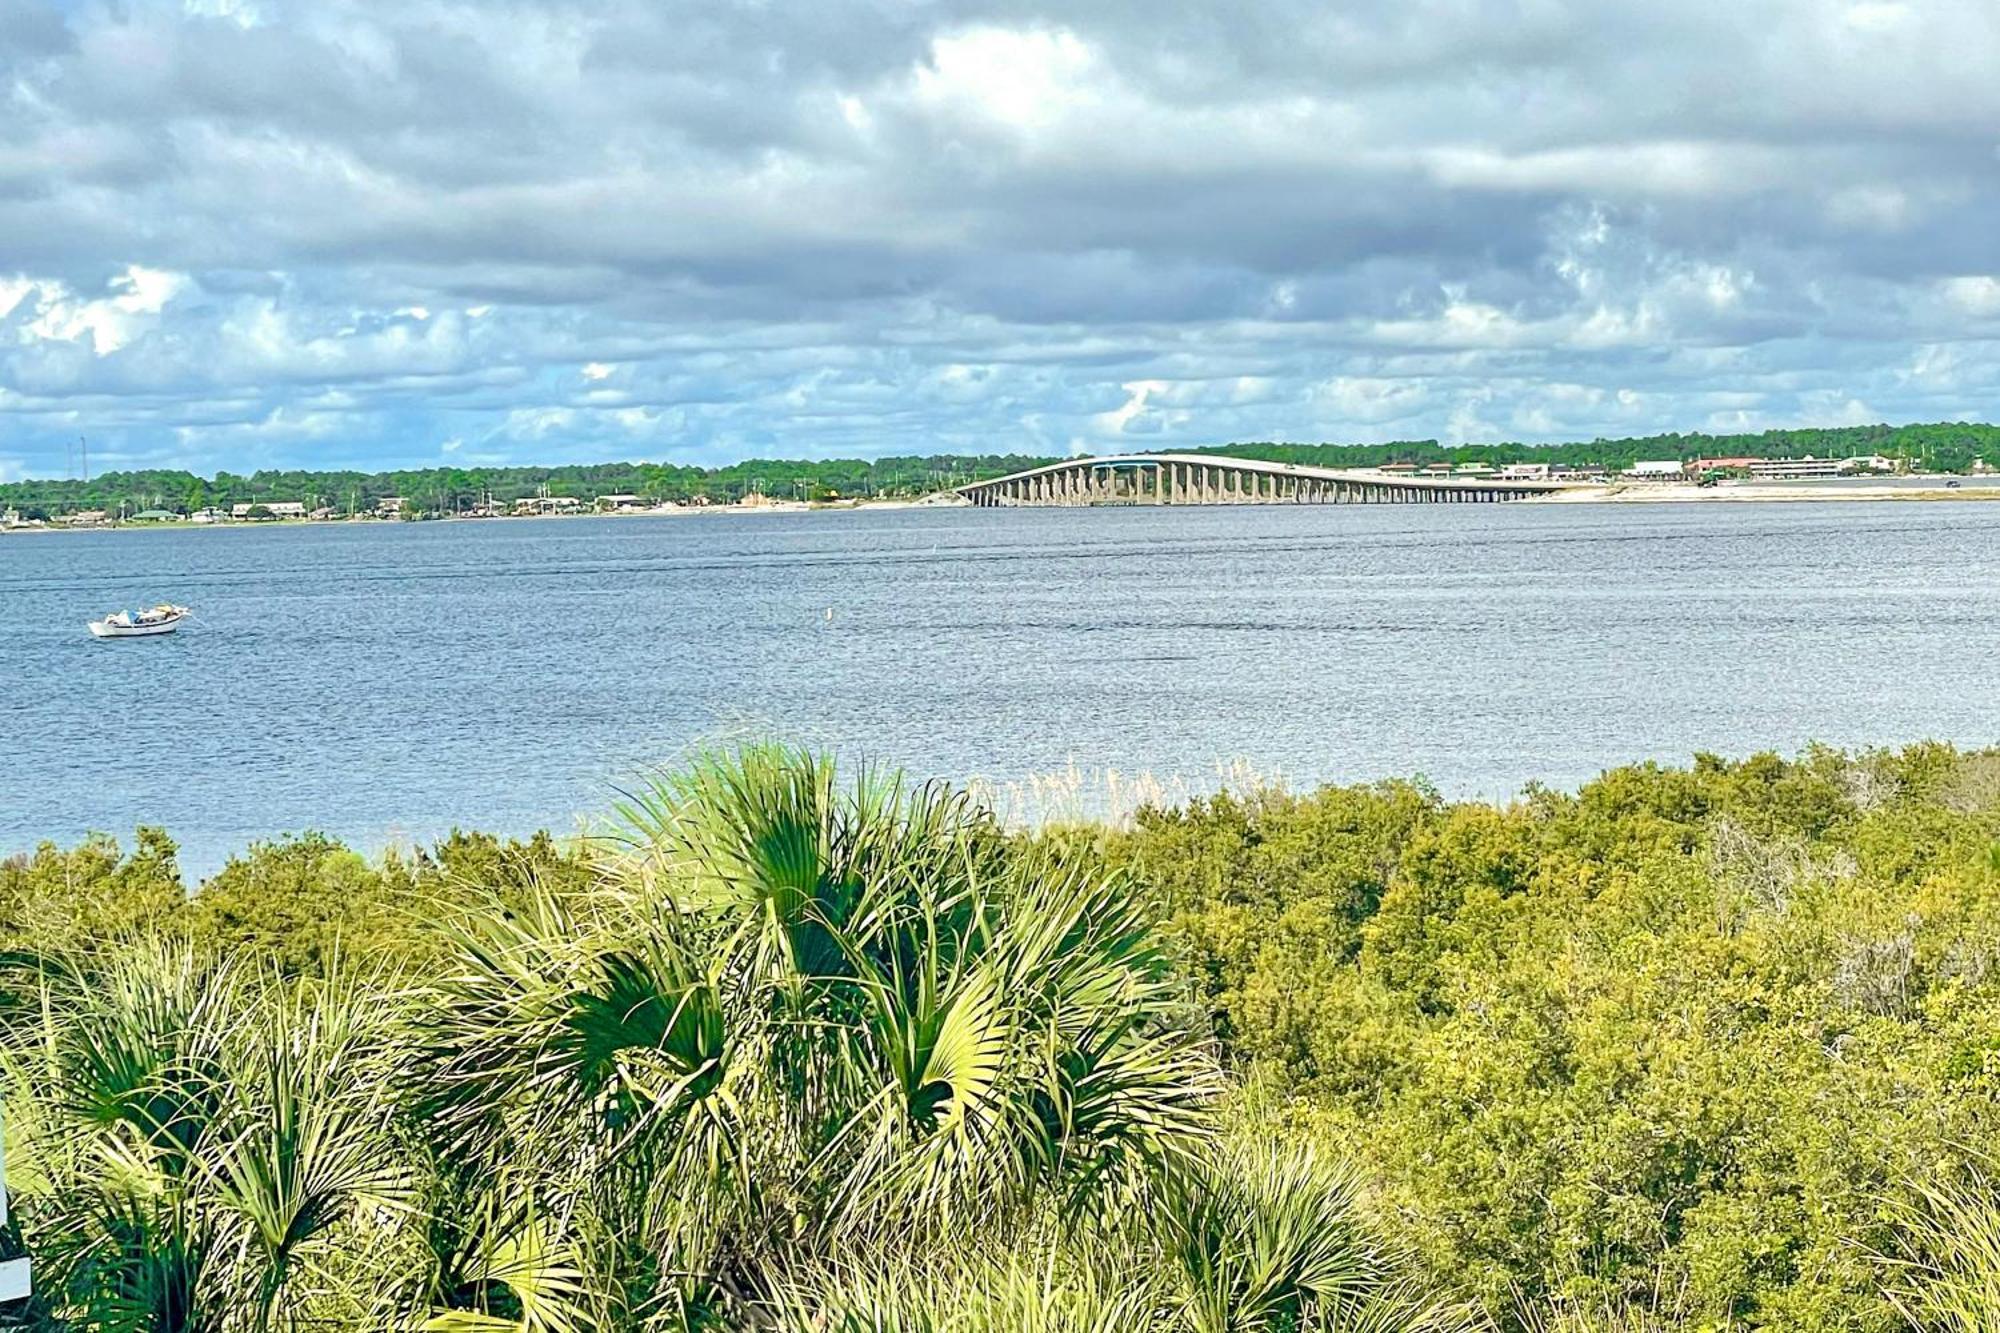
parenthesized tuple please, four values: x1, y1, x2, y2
(7, 744, 2000, 1329)
(1097, 743, 2000, 1330)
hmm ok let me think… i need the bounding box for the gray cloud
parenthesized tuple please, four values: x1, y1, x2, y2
(1, 0, 1998, 478)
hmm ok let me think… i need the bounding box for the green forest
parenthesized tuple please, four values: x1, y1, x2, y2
(1201, 421, 2000, 474)
(6, 422, 2000, 519)
(0, 454, 1056, 520)
(6, 742, 2000, 1330)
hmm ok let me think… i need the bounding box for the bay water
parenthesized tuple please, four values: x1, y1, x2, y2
(5, 500, 1998, 880)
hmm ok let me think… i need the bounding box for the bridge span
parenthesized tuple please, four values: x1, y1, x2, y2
(956, 453, 1573, 506)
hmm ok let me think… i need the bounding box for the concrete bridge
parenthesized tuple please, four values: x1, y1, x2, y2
(956, 453, 1572, 506)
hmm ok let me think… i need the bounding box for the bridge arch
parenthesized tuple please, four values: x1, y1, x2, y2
(955, 453, 1571, 506)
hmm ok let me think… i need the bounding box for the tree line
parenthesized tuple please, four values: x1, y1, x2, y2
(7, 422, 2000, 518)
(1204, 421, 2000, 473)
(0, 454, 1058, 519)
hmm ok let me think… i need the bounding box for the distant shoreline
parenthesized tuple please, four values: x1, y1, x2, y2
(1545, 480, 2000, 503)
(0, 496, 952, 533)
(9, 480, 2000, 533)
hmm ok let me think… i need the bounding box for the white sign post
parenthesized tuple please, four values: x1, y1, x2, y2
(0, 1103, 27, 1303)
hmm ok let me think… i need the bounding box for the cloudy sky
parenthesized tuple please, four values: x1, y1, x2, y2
(3, 0, 1999, 477)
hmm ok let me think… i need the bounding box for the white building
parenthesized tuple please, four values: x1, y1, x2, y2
(1623, 460, 1684, 480)
(231, 501, 308, 519)
(1743, 456, 1840, 480)
(513, 495, 584, 514)
(1498, 462, 1550, 481)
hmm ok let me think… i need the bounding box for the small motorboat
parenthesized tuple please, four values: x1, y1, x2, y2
(88, 604, 191, 638)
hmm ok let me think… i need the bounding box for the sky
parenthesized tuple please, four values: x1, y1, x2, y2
(3, 0, 1999, 479)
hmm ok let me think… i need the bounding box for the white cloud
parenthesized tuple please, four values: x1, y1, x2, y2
(1941, 276, 2000, 317)
(1094, 379, 1167, 435)
(912, 27, 1099, 130)
(19, 266, 189, 356)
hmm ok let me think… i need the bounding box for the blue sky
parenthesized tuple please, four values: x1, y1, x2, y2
(3, 0, 1999, 479)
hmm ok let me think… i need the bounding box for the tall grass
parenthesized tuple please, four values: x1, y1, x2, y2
(965, 758, 1279, 831)
(1880, 1168, 2000, 1331)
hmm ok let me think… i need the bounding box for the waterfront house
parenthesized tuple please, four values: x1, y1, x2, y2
(377, 496, 405, 515)
(1497, 462, 1550, 481)
(130, 508, 180, 522)
(231, 501, 307, 520)
(1421, 462, 1455, 477)
(189, 507, 228, 523)
(1623, 460, 1684, 480)
(1689, 456, 1760, 476)
(1454, 463, 1498, 477)
(1377, 462, 1419, 475)
(66, 509, 109, 526)
(595, 493, 644, 510)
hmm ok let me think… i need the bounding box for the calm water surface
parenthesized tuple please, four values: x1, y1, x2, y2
(5, 501, 1998, 879)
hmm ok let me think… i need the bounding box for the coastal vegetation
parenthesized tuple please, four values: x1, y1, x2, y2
(7, 742, 2000, 1329)
(6, 423, 2000, 521)
(1202, 421, 2000, 477)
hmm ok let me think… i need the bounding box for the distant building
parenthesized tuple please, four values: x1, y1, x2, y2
(1552, 464, 1608, 480)
(1497, 462, 1550, 481)
(1733, 455, 1891, 480)
(595, 493, 644, 510)
(377, 496, 405, 514)
(1689, 456, 1760, 475)
(1453, 463, 1497, 477)
(1740, 456, 1839, 480)
(189, 508, 228, 524)
(1377, 462, 1419, 475)
(231, 501, 307, 519)
(1420, 462, 1455, 477)
(129, 509, 180, 522)
(1623, 460, 1685, 480)
(65, 509, 109, 526)
(513, 495, 583, 514)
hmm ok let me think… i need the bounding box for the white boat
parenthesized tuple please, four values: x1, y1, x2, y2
(88, 603, 190, 638)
